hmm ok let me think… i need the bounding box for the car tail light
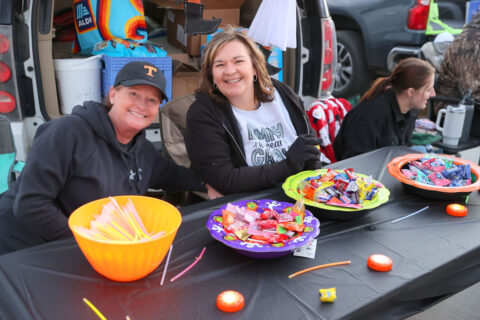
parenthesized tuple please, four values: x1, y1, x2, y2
(0, 33, 9, 54)
(0, 91, 16, 113)
(407, 0, 430, 30)
(0, 27, 18, 116)
(320, 18, 337, 94)
(0, 62, 11, 83)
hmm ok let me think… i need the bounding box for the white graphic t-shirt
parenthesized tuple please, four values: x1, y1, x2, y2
(232, 90, 297, 166)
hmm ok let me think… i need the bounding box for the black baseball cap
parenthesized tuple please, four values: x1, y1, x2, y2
(114, 61, 168, 101)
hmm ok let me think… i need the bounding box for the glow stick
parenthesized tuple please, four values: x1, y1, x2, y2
(107, 219, 135, 241)
(78, 197, 165, 242)
(92, 221, 130, 241)
(126, 199, 149, 234)
(391, 206, 429, 224)
(83, 297, 107, 320)
(74, 226, 110, 241)
(103, 203, 136, 237)
(288, 260, 351, 279)
(160, 245, 173, 285)
(109, 197, 145, 239)
(170, 247, 206, 282)
(122, 201, 151, 239)
(103, 203, 135, 236)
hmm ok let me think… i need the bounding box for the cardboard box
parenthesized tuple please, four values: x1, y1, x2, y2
(168, 53, 191, 66)
(171, 59, 201, 99)
(166, 3, 244, 56)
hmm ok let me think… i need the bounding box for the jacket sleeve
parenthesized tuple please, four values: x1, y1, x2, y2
(12, 120, 81, 241)
(148, 148, 206, 192)
(185, 100, 295, 195)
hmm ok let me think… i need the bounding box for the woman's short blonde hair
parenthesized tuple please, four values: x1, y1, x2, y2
(198, 25, 274, 105)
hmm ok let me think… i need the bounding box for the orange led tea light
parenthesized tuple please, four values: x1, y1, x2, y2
(368, 254, 393, 272)
(446, 204, 468, 217)
(216, 290, 245, 312)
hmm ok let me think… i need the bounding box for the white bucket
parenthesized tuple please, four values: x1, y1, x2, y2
(53, 56, 102, 114)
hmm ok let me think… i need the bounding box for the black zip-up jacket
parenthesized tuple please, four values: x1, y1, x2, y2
(185, 80, 313, 195)
(0, 102, 205, 253)
(333, 89, 417, 161)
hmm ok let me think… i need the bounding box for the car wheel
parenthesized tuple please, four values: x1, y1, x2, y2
(334, 30, 374, 99)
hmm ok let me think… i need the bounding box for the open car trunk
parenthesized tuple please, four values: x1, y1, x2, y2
(0, 0, 334, 159)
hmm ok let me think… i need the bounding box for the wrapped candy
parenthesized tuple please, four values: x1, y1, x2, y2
(401, 169, 417, 179)
(297, 169, 379, 209)
(220, 201, 307, 245)
(403, 156, 473, 187)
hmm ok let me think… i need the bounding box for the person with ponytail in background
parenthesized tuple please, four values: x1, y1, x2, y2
(333, 58, 436, 161)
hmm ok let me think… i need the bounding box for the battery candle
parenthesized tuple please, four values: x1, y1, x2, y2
(368, 254, 393, 272)
(446, 204, 468, 217)
(216, 290, 244, 313)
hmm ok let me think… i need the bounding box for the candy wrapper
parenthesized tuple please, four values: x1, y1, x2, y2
(403, 156, 473, 187)
(298, 169, 378, 209)
(219, 200, 306, 245)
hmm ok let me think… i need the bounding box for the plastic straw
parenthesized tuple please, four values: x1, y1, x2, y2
(391, 206, 429, 224)
(160, 245, 173, 286)
(83, 297, 107, 320)
(288, 260, 351, 279)
(170, 247, 206, 282)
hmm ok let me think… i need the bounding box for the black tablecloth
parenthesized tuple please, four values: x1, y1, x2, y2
(1, 146, 479, 320)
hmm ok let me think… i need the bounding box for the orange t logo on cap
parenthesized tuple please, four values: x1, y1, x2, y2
(144, 65, 157, 77)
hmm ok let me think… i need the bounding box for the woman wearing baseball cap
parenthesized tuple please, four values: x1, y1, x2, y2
(0, 61, 220, 254)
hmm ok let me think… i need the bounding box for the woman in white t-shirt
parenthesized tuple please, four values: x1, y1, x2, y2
(185, 26, 321, 195)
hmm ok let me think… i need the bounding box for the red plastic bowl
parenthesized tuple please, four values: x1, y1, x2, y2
(387, 154, 480, 200)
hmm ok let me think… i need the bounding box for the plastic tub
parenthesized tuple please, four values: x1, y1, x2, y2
(54, 56, 102, 114)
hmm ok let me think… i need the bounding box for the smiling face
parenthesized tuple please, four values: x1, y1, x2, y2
(409, 74, 436, 111)
(108, 84, 162, 144)
(211, 40, 257, 108)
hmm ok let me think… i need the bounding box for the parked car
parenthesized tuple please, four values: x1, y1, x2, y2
(327, 0, 466, 98)
(0, 0, 336, 161)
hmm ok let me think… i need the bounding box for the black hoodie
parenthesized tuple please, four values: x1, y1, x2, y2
(0, 102, 205, 253)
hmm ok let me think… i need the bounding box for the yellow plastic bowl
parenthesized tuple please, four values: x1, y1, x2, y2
(68, 195, 181, 282)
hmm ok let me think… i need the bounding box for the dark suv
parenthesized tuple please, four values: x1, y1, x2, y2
(328, 0, 465, 98)
(0, 0, 336, 161)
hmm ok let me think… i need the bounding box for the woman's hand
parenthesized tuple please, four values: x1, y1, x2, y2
(205, 183, 223, 200)
(285, 134, 322, 171)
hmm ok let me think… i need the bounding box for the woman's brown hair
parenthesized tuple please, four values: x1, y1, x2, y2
(198, 25, 274, 105)
(360, 57, 435, 102)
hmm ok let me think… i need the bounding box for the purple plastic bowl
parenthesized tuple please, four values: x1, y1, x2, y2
(206, 199, 320, 259)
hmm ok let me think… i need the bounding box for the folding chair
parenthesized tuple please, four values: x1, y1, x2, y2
(159, 93, 208, 202)
(159, 93, 196, 168)
(0, 115, 24, 194)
